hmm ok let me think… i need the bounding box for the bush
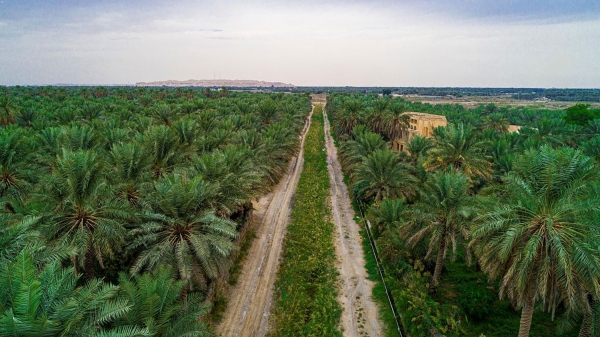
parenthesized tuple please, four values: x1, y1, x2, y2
(457, 281, 495, 321)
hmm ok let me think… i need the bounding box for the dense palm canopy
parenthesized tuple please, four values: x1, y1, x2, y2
(0, 86, 311, 334)
(327, 92, 600, 335)
(471, 146, 600, 337)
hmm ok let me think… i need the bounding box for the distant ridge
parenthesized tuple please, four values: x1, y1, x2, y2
(136, 79, 295, 87)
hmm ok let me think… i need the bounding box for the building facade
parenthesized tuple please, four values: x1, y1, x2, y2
(391, 112, 447, 152)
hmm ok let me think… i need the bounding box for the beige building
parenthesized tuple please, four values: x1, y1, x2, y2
(508, 125, 522, 133)
(392, 112, 447, 152)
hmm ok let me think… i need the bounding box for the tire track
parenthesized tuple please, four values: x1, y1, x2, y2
(323, 106, 383, 337)
(216, 106, 313, 337)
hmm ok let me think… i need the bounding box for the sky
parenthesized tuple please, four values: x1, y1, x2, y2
(1, 0, 599, 87)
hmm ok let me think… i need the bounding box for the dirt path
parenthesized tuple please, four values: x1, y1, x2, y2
(216, 107, 313, 337)
(323, 107, 383, 337)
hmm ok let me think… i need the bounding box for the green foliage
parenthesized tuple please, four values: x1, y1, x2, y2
(0, 86, 312, 334)
(116, 267, 212, 337)
(0, 251, 140, 337)
(564, 103, 600, 126)
(271, 105, 342, 336)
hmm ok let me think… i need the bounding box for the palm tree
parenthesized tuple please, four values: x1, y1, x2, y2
(108, 143, 151, 208)
(0, 250, 141, 337)
(354, 149, 417, 202)
(471, 145, 600, 337)
(152, 103, 179, 126)
(334, 99, 364, 137)
(43, 149, 130, 280)
(404, 170, 473, 292)
(481, 113, 510, 134)
(0, 95, 17, 126)
(368, 198, 406, 238)
(0, 130, 35, 209)
(339, 127, 388, 173)
(406, 135, 433, 164)
(141, 126, 182, 178)
(116, 267, 212, 337)
(424, 123, 493, 181)
(194, 146, 262, 217)
(129, 173, 238, 294)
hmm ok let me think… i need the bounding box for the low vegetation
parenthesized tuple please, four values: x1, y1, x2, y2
(271, 105, 342, 336)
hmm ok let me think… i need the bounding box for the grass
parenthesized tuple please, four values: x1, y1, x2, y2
(270, 105, 342, 337)
(328, 100, 400, 336)
(228, 228, 257, 286)
(436, 263, 579, 337)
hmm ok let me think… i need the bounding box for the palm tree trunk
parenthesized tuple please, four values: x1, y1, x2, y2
(85, 247, 95, 281)
(429, 229, 448, 293)
(518, 296, 535, 337)
(579, 311, 592, 337)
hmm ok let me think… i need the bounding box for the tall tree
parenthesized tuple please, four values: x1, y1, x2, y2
(354, 149, 417, 202)
(129, 173, 238, 294)
(43, 149, 130, 280)
(0, 250, 141, 337)
(424, 123, 493, 181)
(116, 267, 212, 337)
(471, 146, 600, 337)
(404, 170, 473, 292)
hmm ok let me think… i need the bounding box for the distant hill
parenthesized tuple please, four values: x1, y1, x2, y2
(136, 79, 295, 87)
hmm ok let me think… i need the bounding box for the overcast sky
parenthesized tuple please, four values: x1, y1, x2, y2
(1, 0, 599, 87)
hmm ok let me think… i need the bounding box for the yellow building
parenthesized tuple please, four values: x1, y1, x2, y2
(508, 125, 522, 133)
(392, 112, 447, 152)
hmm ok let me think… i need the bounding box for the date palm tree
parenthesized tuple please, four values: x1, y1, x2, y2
(116, 267, 212, 337)
(129, 173, 238, 294)
(424, 123, 493, 181)
(404, 170, 473, 292)
(471, 146, 600, 337)
(354, 149, 417, 202)
(43, 149, 130, 280)
(339, 127, 388, 173)
(194, 146, 262, 217)
(0, 250, 141, 337)
(108, 143, 151, 208)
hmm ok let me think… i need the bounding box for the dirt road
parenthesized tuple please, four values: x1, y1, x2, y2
(323, 107, 383, 336)
(216, 107, 313, 337)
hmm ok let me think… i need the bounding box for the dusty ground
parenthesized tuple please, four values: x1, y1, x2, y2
(323, 105, 383, 336)
(216, 107, 312, 337)
(398, 95, 600, 110)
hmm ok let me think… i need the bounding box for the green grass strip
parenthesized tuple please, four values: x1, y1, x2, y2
(270, 106, 342, 337)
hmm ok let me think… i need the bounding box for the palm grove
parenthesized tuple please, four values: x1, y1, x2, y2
(0, 86, 311, 336)
(327, 93, 600, 337)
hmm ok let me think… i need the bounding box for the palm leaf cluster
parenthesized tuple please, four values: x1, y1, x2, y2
(0, 86, 311, 335)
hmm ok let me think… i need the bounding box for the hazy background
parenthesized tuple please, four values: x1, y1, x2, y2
(1, 0, 599, 87)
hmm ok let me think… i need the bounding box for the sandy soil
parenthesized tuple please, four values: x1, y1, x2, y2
(323, 106, 383, 336)
(399, 95, 600, 110)
(216, 107, 312, 337)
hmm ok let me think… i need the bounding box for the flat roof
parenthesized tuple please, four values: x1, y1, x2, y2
(403, 111, 448, 121)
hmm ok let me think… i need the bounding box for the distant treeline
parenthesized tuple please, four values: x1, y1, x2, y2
(279, 87, 600, 102)
(5, 85, 600, 102)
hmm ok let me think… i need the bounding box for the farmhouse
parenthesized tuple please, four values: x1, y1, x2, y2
(391, 112, 447, 152)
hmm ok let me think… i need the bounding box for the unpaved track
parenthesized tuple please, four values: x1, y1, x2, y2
(216, 107, 313, 337)
(324, 107, 383, 337)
